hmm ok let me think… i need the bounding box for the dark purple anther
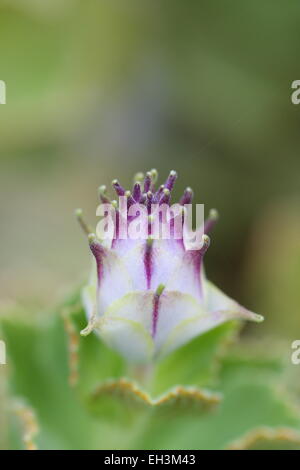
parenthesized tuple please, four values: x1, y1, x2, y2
(132, 182, 141, 202)
(204, 209, 219, 234)
(159, 188, 171, 205)
(112, 179, 125, 197)
(153, 185, 164, 204)
(140, 193, 147, 205)
(179, 187, 193, 205)
(146, 191, 153, 212)
(143, 172, 152, 193)
(125, 190, 135, 208)
(164, 170, 177, 192)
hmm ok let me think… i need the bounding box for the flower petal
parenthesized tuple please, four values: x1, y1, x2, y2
(164, 250, 205, 302)
(82, 282, 97, 320)
(98, 316, 154, 363)
(98, 292, 155, 362)
(204, 280, 264, 323)
(114, 238, 184, 291)
(89, 243, 133, 315)
(149, 239, 184, 290)
(158, 312, 233, 359)
(157, 281, 263, 359)
(103, 291, 154, 329)
(153, 291, 204, 356)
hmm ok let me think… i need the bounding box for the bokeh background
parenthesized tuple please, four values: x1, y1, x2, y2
(0, 0, 300, 446)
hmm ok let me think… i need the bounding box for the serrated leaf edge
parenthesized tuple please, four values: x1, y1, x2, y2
(225, 426, 300, 450)
(91, 378, 221, 408)
(12, 401, 39, 450)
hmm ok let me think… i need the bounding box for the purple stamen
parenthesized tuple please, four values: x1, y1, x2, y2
(170, 208, 184, 239)
(204, 209, 219, 234)
(159, 188, 171, 205)
(164, 170, 177, 192)
(132, 182, 141, 202)
(146, 191, 153, 212)
(140, 193, 147, 205)
(125, 190, 135, 208)
(143, 172, 152, 193)
(98, 185, 110, 204)
(179, 187, 193, 205)
(153, 185, 164, 204)
(112, 179, 125, 197)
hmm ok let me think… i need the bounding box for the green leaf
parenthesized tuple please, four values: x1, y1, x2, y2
(88, 378, 220, 422)
(150, 321, 238, 395)
(226, 427, 300, 450)
(132, 356, 300, 449)
(1, 311, 113, 449)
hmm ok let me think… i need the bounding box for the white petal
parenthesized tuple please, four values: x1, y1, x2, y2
(204, 280, 263, 322)
(115, 238, 184, 291)
(93, 251, 133, 315)
(119, 240, 151, 290)
(158, 311, 233, 359)
(157, 282, 263, 359)
(98, 316, 154, 363)
(164, 250, 205, 302)
(149, 239, 184, 289)
(82, 283, 97, 321)
(103, 291, 154, 329)
(97, 292, 155, 362)
(153, 291, 204, 355)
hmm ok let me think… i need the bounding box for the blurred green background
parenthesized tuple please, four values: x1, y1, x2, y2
(0, 0, 300, 448)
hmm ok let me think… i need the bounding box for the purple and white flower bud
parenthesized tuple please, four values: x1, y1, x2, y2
(77, 170, 263, 363)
